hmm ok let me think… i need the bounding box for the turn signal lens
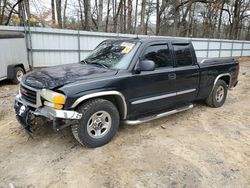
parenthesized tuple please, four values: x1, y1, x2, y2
(44, 101, 63, 110)
(54, 103, 63, 110)
(52, 95, 65, 104)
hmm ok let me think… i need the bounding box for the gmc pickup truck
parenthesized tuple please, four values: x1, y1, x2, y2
(14, 38, 239, 147)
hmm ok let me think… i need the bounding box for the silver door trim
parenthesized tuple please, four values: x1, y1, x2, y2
(131, 88, 196, 105)
(176, 89, 196, 95)
(131, 93, 176, 105)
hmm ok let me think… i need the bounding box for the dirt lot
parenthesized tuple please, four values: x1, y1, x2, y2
(0, 62, 250, 188)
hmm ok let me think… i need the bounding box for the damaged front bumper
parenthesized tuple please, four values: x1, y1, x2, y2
(14, 94, 82, 134)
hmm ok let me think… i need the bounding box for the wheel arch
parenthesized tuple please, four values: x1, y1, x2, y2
(71, 91, 127, 120)
(213, 73, 231, 89)
(206, 73, 231, 99)
(7, 64, 26, 79)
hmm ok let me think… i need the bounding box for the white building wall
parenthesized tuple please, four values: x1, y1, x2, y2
(0, 26, 250, 67)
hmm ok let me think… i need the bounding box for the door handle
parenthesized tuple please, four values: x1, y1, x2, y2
(168, 73, 176, 80)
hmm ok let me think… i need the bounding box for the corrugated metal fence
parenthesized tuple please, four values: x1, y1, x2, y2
(1, 26, 250, 67)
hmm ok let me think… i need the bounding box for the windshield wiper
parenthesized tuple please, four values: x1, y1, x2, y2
(81, 59, 108, 69)
(81, 60, 88, 64)
(90, 62, 108, 69)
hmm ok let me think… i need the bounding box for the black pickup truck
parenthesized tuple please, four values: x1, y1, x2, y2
(15, 38, 239, 147)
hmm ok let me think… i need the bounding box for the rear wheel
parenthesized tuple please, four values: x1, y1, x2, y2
(12, 67, 24, 84)
(206, 79, 228, 108)
(71, 99, 120, 148)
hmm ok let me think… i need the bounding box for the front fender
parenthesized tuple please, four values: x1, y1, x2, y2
(66, 90, 128, 120)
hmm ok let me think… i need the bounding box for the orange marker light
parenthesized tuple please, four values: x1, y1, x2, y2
(53, 95, 65, 104)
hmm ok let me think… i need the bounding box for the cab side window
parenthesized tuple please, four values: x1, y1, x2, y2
(173, 44, 193, 66)
(143, 44, 172, 68)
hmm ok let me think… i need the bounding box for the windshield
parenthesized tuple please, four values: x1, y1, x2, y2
(82, 40, 140, 70)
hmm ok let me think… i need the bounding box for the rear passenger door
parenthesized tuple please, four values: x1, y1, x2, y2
(172, 43, 199, 104)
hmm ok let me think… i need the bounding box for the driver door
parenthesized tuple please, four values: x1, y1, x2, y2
(127, 42, 177, 118)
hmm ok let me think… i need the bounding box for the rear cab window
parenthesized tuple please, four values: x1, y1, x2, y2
(173, 43, 193, 67)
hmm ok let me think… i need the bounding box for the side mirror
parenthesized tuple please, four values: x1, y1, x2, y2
(135, 60, 155, 73)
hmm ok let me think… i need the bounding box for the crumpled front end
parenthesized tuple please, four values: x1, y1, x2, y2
(14, 83, 82, 135)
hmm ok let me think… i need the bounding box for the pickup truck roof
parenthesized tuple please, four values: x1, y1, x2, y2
(107, 37, 190, 44)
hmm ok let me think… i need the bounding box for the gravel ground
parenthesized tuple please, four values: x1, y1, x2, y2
(0, 61, 250, 188)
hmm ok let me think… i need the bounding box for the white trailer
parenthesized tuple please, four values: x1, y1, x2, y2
(0, 32, 29, 83)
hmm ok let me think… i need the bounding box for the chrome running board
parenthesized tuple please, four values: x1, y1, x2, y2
(123, 104, 193, 125)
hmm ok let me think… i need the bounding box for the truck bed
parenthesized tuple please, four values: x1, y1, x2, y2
(198, 57, 235, 65)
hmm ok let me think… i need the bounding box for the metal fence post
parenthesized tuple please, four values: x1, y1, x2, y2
(24, 22, 34, 68)
(241, 42, 244, 57)
(206, 39, 210, 58)
(230, 41, 234, 57)
(219, 40, 222, 58)
(28, 30, 34, 67)
(23, 24, 31, 68)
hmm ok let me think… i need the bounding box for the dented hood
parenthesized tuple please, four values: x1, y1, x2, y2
(23, 63, 118, 89)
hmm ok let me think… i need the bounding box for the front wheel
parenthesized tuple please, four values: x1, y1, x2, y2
(206, 79, 228, 108)
(71, 99, 120, 148)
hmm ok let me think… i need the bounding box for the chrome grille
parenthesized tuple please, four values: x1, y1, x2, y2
(20, 84, 37, 105)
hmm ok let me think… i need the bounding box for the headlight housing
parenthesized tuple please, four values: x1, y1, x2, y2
(40, 89, 66, 109)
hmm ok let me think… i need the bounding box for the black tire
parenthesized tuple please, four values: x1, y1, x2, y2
(206, 79, 228, 108)
(12, 67, 24, 84)
(71, 99, 120, 148)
